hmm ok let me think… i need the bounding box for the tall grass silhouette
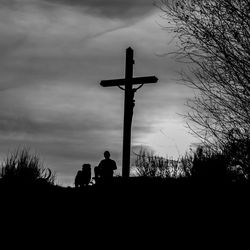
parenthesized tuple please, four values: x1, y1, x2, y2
(0, 148, 56, 187)
(134, 149, 188, 178)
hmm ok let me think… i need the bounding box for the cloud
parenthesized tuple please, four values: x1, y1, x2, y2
(0, 1, 176, 92)
(0, 0, 196, 186)
(42, 0, 156, 19)
(0, 0, 157, 20)
(0, 2, 128, 91)
(0, 82, 124, 174)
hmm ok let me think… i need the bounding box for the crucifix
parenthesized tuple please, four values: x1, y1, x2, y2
(100, 47, 158, 178)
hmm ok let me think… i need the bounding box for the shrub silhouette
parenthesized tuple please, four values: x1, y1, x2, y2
(182, 146, 249, 183)
(134, 149, 188, 178)
(134, 147, 248, 183)
(0, 148, 55, 186)
(189, 146, 228, 182)
(223, 135, 250, 178)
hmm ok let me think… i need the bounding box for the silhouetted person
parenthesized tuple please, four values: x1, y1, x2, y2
(75, 164, 91, 188)
(95, 151, 117, 184)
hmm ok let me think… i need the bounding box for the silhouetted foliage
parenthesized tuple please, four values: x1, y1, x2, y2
(190, 146, 249, 182)
(134, 147, 248, 183)
(189, 146, 228, 181)
(0, 148, 56, 186)
(134, 149, 189, 178)
(159, 0, 250, 174)
(223, 131, 250, 176)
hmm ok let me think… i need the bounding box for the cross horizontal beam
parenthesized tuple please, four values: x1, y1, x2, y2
(100, 76, 158, 87)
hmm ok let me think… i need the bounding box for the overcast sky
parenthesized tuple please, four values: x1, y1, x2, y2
(0, 0, 198, 186)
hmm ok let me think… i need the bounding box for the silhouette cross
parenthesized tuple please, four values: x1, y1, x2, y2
(100, 47, 158, 178)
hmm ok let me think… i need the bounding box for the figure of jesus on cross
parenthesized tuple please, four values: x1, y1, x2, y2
(100, 47, 158, 178)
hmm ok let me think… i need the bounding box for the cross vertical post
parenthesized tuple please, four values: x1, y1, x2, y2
(122, 47, 134, 178)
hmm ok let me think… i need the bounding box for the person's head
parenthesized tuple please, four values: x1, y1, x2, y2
(104, 151, 110, 159)
(82, 164, 91, 170)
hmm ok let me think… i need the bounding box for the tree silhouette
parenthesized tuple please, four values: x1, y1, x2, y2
(159, 0, 250, 174)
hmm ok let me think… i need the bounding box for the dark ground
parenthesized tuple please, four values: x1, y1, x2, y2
(1, 176, 249, 210)
(0, 177, 249, 247)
